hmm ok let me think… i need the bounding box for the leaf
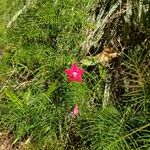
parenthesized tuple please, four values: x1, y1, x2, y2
(98, 65, 107, 79)
(23, 89, 32, 106)
(80, 56, 99, 66)
(94, 45, 119, 66)
(45, 82, 57, 97)
(4, 89, 23, 109)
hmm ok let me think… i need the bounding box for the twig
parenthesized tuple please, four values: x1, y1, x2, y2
(103, 72, 111, 108)
(7, 1, 32, 28)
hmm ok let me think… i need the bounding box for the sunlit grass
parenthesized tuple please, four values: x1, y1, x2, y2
(0, 0, 150, 149)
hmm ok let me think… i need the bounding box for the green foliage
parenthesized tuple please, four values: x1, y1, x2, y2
(79, 106, 125, 150)
(0, 0, 150, 149)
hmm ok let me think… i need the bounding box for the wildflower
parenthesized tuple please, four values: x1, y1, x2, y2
(65, 63, 85, 83)
(69, 104, 79, 118)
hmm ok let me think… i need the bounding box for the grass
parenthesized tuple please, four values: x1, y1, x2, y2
(0, 0, 150, 149)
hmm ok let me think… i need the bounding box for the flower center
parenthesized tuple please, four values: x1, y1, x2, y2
(72, 72, 78, 77)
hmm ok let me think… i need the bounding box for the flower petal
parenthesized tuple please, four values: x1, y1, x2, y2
(72, 63, 78, 71)
(65, 69, 73, 75)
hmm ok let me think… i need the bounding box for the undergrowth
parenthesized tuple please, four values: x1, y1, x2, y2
(0, 0, 150, 149)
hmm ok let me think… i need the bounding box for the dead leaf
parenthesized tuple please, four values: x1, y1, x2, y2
(80, 45, 120, 67)
(94, 45, 120, 66)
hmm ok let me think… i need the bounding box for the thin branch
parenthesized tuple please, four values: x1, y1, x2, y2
(7, 0, 33, 28)
(103, 72, 111, 108)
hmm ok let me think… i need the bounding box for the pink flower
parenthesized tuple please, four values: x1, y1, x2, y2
(69, 104, 79, 118)
(65, 63, 85, 83)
